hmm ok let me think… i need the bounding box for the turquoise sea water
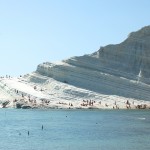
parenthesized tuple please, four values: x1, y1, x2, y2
(0, 109, 150, 150)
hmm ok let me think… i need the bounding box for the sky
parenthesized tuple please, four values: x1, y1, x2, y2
(0, 0, 150, 76)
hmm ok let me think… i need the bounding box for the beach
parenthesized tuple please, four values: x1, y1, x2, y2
(0, 77, 150, 110)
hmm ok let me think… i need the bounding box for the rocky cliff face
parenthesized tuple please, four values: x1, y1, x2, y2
(93, 26, 150, 81)
(27, 26, 150, 101)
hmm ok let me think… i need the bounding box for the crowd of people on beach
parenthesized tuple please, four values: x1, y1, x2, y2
(81, 100, 95, 106)
(2, 84, 150, 109)
(1, 75, 150, 109)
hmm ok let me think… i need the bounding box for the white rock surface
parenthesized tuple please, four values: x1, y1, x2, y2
(33, 26, 150, 101)
(1, 26, 150, 109)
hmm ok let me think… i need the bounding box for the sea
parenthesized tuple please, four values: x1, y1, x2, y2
(0, 109, 150, 150)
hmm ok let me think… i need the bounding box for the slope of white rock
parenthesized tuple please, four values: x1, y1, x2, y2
(33, 26, 150, 101)
(1, 75, 148, 109)
(1, 26, 150, 109)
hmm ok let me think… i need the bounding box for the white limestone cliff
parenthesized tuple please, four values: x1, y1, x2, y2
(30, 26, 150, 101)
(1, 26, 150, 109)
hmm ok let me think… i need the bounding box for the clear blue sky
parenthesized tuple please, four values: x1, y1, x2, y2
(0, 0, 150, 76)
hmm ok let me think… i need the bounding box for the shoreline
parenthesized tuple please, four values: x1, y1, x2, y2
(1, 98, 150, 110)
(1, 104, 150, 110)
